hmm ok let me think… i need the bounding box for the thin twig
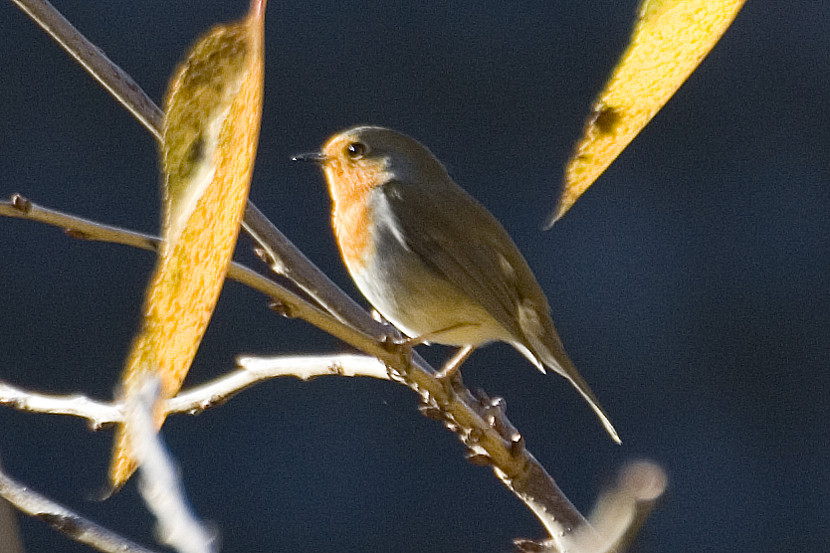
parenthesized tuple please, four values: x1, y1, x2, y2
(10, 0, 163, 140)
(171, 354, 389, 414)
(0, 462, 159, 553)
(0, 196, 378, 358)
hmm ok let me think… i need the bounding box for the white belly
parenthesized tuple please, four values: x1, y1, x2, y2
(345, 197, 512, 347)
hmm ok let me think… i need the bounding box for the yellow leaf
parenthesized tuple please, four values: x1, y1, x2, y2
(109, 0, 266, 490)
(547, 0, 746, 226)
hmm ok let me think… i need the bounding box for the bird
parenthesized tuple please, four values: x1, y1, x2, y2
(293, 125, 620, 444)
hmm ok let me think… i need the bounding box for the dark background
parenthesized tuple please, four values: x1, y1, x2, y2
(1, 1, 828, 552)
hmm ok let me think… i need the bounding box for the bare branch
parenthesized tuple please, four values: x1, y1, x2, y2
(243, 203, 380, 333)
(0, 194, 157, 250)
(0, 461, 160, 553)
(515, 460, 667, 553)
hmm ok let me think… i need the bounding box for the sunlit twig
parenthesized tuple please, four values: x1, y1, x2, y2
(0, 353, 388, 426)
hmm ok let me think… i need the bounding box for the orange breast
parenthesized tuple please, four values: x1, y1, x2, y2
(333, 196, 375, 270)
(324, 159, 386, 270)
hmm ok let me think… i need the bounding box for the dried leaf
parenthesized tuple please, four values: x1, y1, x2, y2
(109, 0, 267, 489)
(547, 0, 746, 226)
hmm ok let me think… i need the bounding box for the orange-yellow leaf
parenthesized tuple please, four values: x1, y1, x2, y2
(547, 0, 746, 226)
(109, 0, 266, 490)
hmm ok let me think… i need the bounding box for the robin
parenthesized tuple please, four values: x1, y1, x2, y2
(293, 126, 620, 443)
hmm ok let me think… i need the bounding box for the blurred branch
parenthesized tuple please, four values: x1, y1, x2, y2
(588, 460, 668, 552)
(0, 382, 217, 553)
(514, 460, 667, 553)
(5, 1, 667, 550)
(0, 457, 24, 553)
(0, 459, 160, 553)
(0, 500, 23, 553)
(125, 377, 215, 553)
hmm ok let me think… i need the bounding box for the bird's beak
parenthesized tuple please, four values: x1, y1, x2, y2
(291, 152, 327, 164)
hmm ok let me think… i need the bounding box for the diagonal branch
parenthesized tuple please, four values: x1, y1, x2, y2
(9, 0, 162, 140)
(242, 202, 378, 333)
(0, 460, 160, 553)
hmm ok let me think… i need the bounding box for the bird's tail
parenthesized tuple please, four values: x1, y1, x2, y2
(561, 359, 621, 444)
(532, 341, 621, 444)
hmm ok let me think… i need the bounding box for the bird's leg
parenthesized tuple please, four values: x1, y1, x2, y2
(379, 321, 467, 348)
(435, 345, 475, 379)
(407, 322, 479, 347)
(379, 321, 473, 366)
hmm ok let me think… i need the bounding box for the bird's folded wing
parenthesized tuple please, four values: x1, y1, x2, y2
(381, 179, 549, 343)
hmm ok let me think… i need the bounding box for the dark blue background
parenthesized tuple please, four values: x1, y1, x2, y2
(1, 1, 828, 552)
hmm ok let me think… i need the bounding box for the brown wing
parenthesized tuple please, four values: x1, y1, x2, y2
(381, 179, 550, 345)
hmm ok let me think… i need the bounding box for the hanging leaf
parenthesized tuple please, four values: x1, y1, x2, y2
(109, 0, 267, 490)
(547, 0, 746, 226)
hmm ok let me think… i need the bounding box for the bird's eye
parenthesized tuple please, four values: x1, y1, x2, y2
(345, 142, 367, 160)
